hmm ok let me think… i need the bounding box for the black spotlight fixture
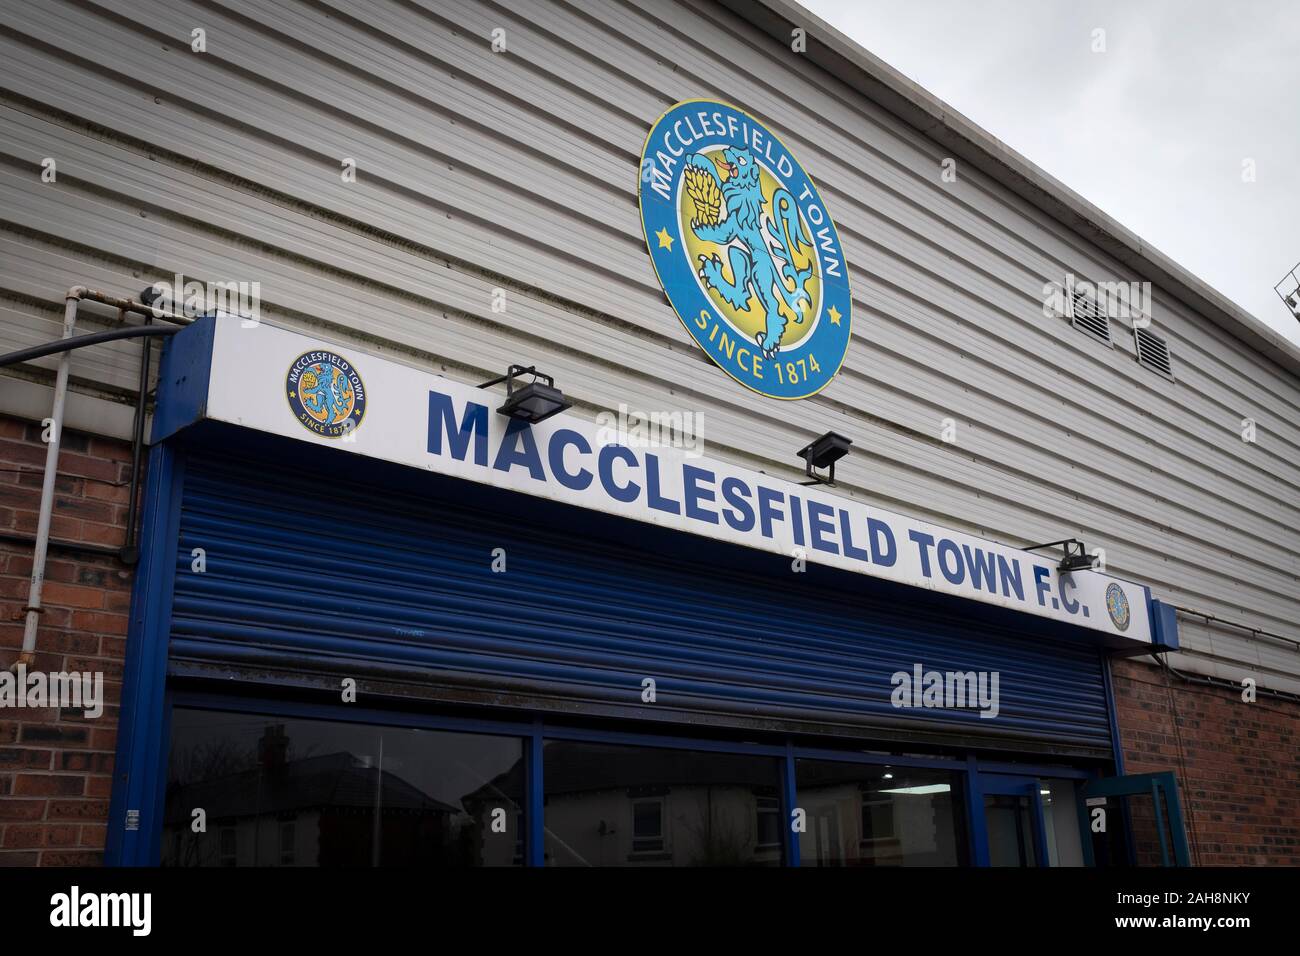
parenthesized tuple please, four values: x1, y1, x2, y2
(798, 431, 852, 486)
(477, 364, 571, 424)
(1024, 537, 1097, 573)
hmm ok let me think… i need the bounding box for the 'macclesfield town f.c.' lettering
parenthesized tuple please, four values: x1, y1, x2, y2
(422, 385, 1152, 646)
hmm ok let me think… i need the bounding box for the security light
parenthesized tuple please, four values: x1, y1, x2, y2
(1024, 537, 1098, 573)
(798, 431, 852, 486)
(477, 364, 571, 424)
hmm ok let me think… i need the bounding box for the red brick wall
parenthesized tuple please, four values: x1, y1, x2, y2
(1112, 655, 1300, 866)
(0, 414, 135, 866)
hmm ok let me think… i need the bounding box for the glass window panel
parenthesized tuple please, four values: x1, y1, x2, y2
(161, 709, 525, 867)
(756, 795, 781, 849)
(796, 761, 967, 866)
(1040, 778, 1084, 867)
(633, 801, 661, 837)
(1117, 790, 1180, 866)
(542, 740, 784, 867)
(984, 794, 1039, 867)
(1084, 794, 1127, 866)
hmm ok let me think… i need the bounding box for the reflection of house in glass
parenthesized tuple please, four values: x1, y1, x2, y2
(795, 761, 966, 866)
(465, 741, 784, 867)
(162, 725, 465, 866)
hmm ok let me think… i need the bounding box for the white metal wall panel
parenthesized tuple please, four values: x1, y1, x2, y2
(0, 0, 1297, 689)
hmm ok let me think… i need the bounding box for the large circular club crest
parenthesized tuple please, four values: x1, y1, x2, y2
(639, 99, 853, 399)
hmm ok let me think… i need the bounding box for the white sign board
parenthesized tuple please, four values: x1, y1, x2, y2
(195, 320, 1152, 644)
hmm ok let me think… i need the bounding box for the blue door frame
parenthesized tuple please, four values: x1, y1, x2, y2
(106, 441, 184, 867)
(1078, 771, 1191, 867)
(975, 773, 1051, 867)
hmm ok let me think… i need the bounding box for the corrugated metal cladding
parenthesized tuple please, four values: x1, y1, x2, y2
(168, 435, 1114, 753)
(0, 0, 1297, 688)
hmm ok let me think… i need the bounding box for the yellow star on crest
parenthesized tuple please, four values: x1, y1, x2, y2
(828, 305, 842, 325)
(655, 227, 674, 251)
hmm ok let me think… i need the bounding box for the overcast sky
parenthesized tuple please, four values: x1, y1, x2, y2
(803, 0, 1300, 347)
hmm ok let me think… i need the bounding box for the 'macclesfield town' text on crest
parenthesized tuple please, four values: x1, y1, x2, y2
(639, 100, 853, 399)
(286, 350, 366, 438)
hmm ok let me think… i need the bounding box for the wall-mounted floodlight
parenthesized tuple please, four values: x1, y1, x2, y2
(477, 364, 571, 424)
(1024, 537, 1097, 573)
(798, 431, 852, 486)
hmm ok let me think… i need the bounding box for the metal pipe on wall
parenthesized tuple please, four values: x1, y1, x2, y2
(16, 292, 80, 667)
(0, 324, 181, 368)
(121, 311, 157, 566)
(9, 286, 189, 671)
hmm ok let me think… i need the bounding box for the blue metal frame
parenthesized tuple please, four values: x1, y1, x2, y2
(149, 315, 215, 443)
(1082, 771, 1191, 867)
(977, 773, 1051, 867)
(106, 442, 185, 867)
(526, 721, 544, 867)
(1102, 653, 1138, 863)
(964, 755, 988, 866)
(966, 750, 1092, 865)
(1149, 596, 1181, 652)
(1101, 654, 1126, 775)
(782, 744, 801, 867)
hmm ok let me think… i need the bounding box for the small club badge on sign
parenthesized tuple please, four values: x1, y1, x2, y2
(286, 350, 366, 438)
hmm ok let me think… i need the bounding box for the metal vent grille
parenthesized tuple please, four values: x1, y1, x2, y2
(1069, 290, 1113, 345)
(1134, 325, 1174, 380)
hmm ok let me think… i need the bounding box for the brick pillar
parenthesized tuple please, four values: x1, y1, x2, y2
(0, 414, 136, 866)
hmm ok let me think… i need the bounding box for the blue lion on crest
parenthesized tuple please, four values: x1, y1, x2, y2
(302, 361, 351, 424)
(685, 146, 814, 358)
